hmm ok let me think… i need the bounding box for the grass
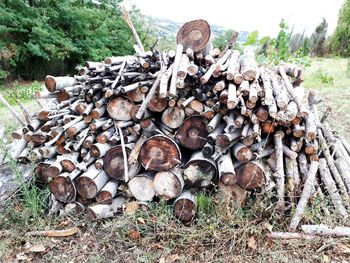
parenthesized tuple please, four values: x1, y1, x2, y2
(303, 57, 350, 139)
(1, 58, 350, 262)
(0, 81, 43, 140)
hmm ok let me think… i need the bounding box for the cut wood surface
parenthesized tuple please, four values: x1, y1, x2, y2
(139, 134, 181, 171)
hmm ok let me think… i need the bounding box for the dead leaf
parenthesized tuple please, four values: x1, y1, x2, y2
(27, 244, 49, 253)
(248, 236, 257, 250)
(124, 201, 139, 215)
(128, 228, 141, 240)
(26, 226, 80, 237)
(136, 217, 145, 225)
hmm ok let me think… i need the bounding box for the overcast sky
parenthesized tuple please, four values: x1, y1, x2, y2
(126, 0, 344, 37)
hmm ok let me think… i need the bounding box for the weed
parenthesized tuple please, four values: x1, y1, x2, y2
(0, 141, 49, 219)
(314, 68, 334, 84)
(0, 81, 42, 106)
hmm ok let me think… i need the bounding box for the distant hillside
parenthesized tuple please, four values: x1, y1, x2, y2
(143, 16, 249, 43)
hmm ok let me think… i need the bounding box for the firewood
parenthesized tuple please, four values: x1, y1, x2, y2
(90, 143, 111, 158)
(107, 97, 134, 121)
(227, 50, 242, 84)
(60, 152, 79, 172)
(240, 47, 257, 81)
(136, 66, 167, 119)
(139, 134, 181, 171)
(161, 106, 185, 129)
(233, 143, 253, 163)
(103, 144, 140, 181)
(274, 131, 285, 210)
(334, 158, 350, 193)
(128, 172, 155, 201)
(218, 152, 237, 186)
(235, 161, 265, 190)
(147, 95, 168, 112)
(76, 165, 109, 199)
(301, 224, 350, 237)
(176, 19, 211, 52)
(183, 151, 217, 188)
(45, 75, 76, 93)
(175, 115, 208, 150)
(49, 169, 81, 203)
(154, 167, 184, 200)
(319, 158, 348, 218)
(169, 44, 184, 98)
(95, 179, 119, 204)
(174, 191, 196, 224)
(289, 160, 319, 231)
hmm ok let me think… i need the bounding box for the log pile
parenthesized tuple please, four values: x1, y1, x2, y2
(2, 20, 350, 231)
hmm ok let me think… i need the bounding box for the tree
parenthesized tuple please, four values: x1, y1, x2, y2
(332, 0, 350, 56)
(0, 0, 156, 81)
(213, 29, 241, 52)
(310, 18, 328, 56)
(274, 19, 290, 62)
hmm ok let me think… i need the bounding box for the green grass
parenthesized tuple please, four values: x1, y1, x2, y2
(0, 82, 43, 140)
(304, 57, 350, 139)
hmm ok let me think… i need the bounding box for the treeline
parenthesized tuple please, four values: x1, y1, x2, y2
(214, 0, 350, 65)
(0, 0, 155, 81)
(214, 18, 330, 68)
(333, 0, 350, 57)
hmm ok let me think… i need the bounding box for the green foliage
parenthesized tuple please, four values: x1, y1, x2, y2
(310, 18, 328, 56)
(332, 0, 350, 56)
(242, 30, 259, 46)
(314, 68, 334, 84)
(0, 81, 42, 106)
(196, 192, 215, 218)
(0, 0, 154, 81)
(274, 19, 289, 62)
(212, 29, 241, 53)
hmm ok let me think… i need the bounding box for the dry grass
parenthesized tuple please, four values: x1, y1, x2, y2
(1, 58, 350, 262)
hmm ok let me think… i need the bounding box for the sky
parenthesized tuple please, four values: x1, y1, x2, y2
(125, 0, 344, 37)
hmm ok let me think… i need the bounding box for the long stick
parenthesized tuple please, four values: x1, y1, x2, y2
(121, 5, 144, 53)
(289, 160, 319, 231)
(0, 94, 26, 126)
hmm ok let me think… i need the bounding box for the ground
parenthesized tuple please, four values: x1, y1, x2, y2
(0, 58, 350, 262)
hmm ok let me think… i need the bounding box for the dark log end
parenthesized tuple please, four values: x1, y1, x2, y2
(176, 115, 208, 150)
(49, 176, 76, 203)
(235, 162, 265, 190)
(139, 135, 181, 171)
(174, 198, 196, 223)
(76, 176, 97, 199)
(45, 75, 56, 92)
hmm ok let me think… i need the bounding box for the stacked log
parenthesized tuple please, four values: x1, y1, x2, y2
(3, 19, 350, 228)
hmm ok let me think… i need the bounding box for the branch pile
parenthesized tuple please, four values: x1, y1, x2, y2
(2, 20, 350, 232)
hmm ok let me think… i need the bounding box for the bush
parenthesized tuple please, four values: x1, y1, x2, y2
(314, 69, 334, 84)
(0, 81, 42, 106)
